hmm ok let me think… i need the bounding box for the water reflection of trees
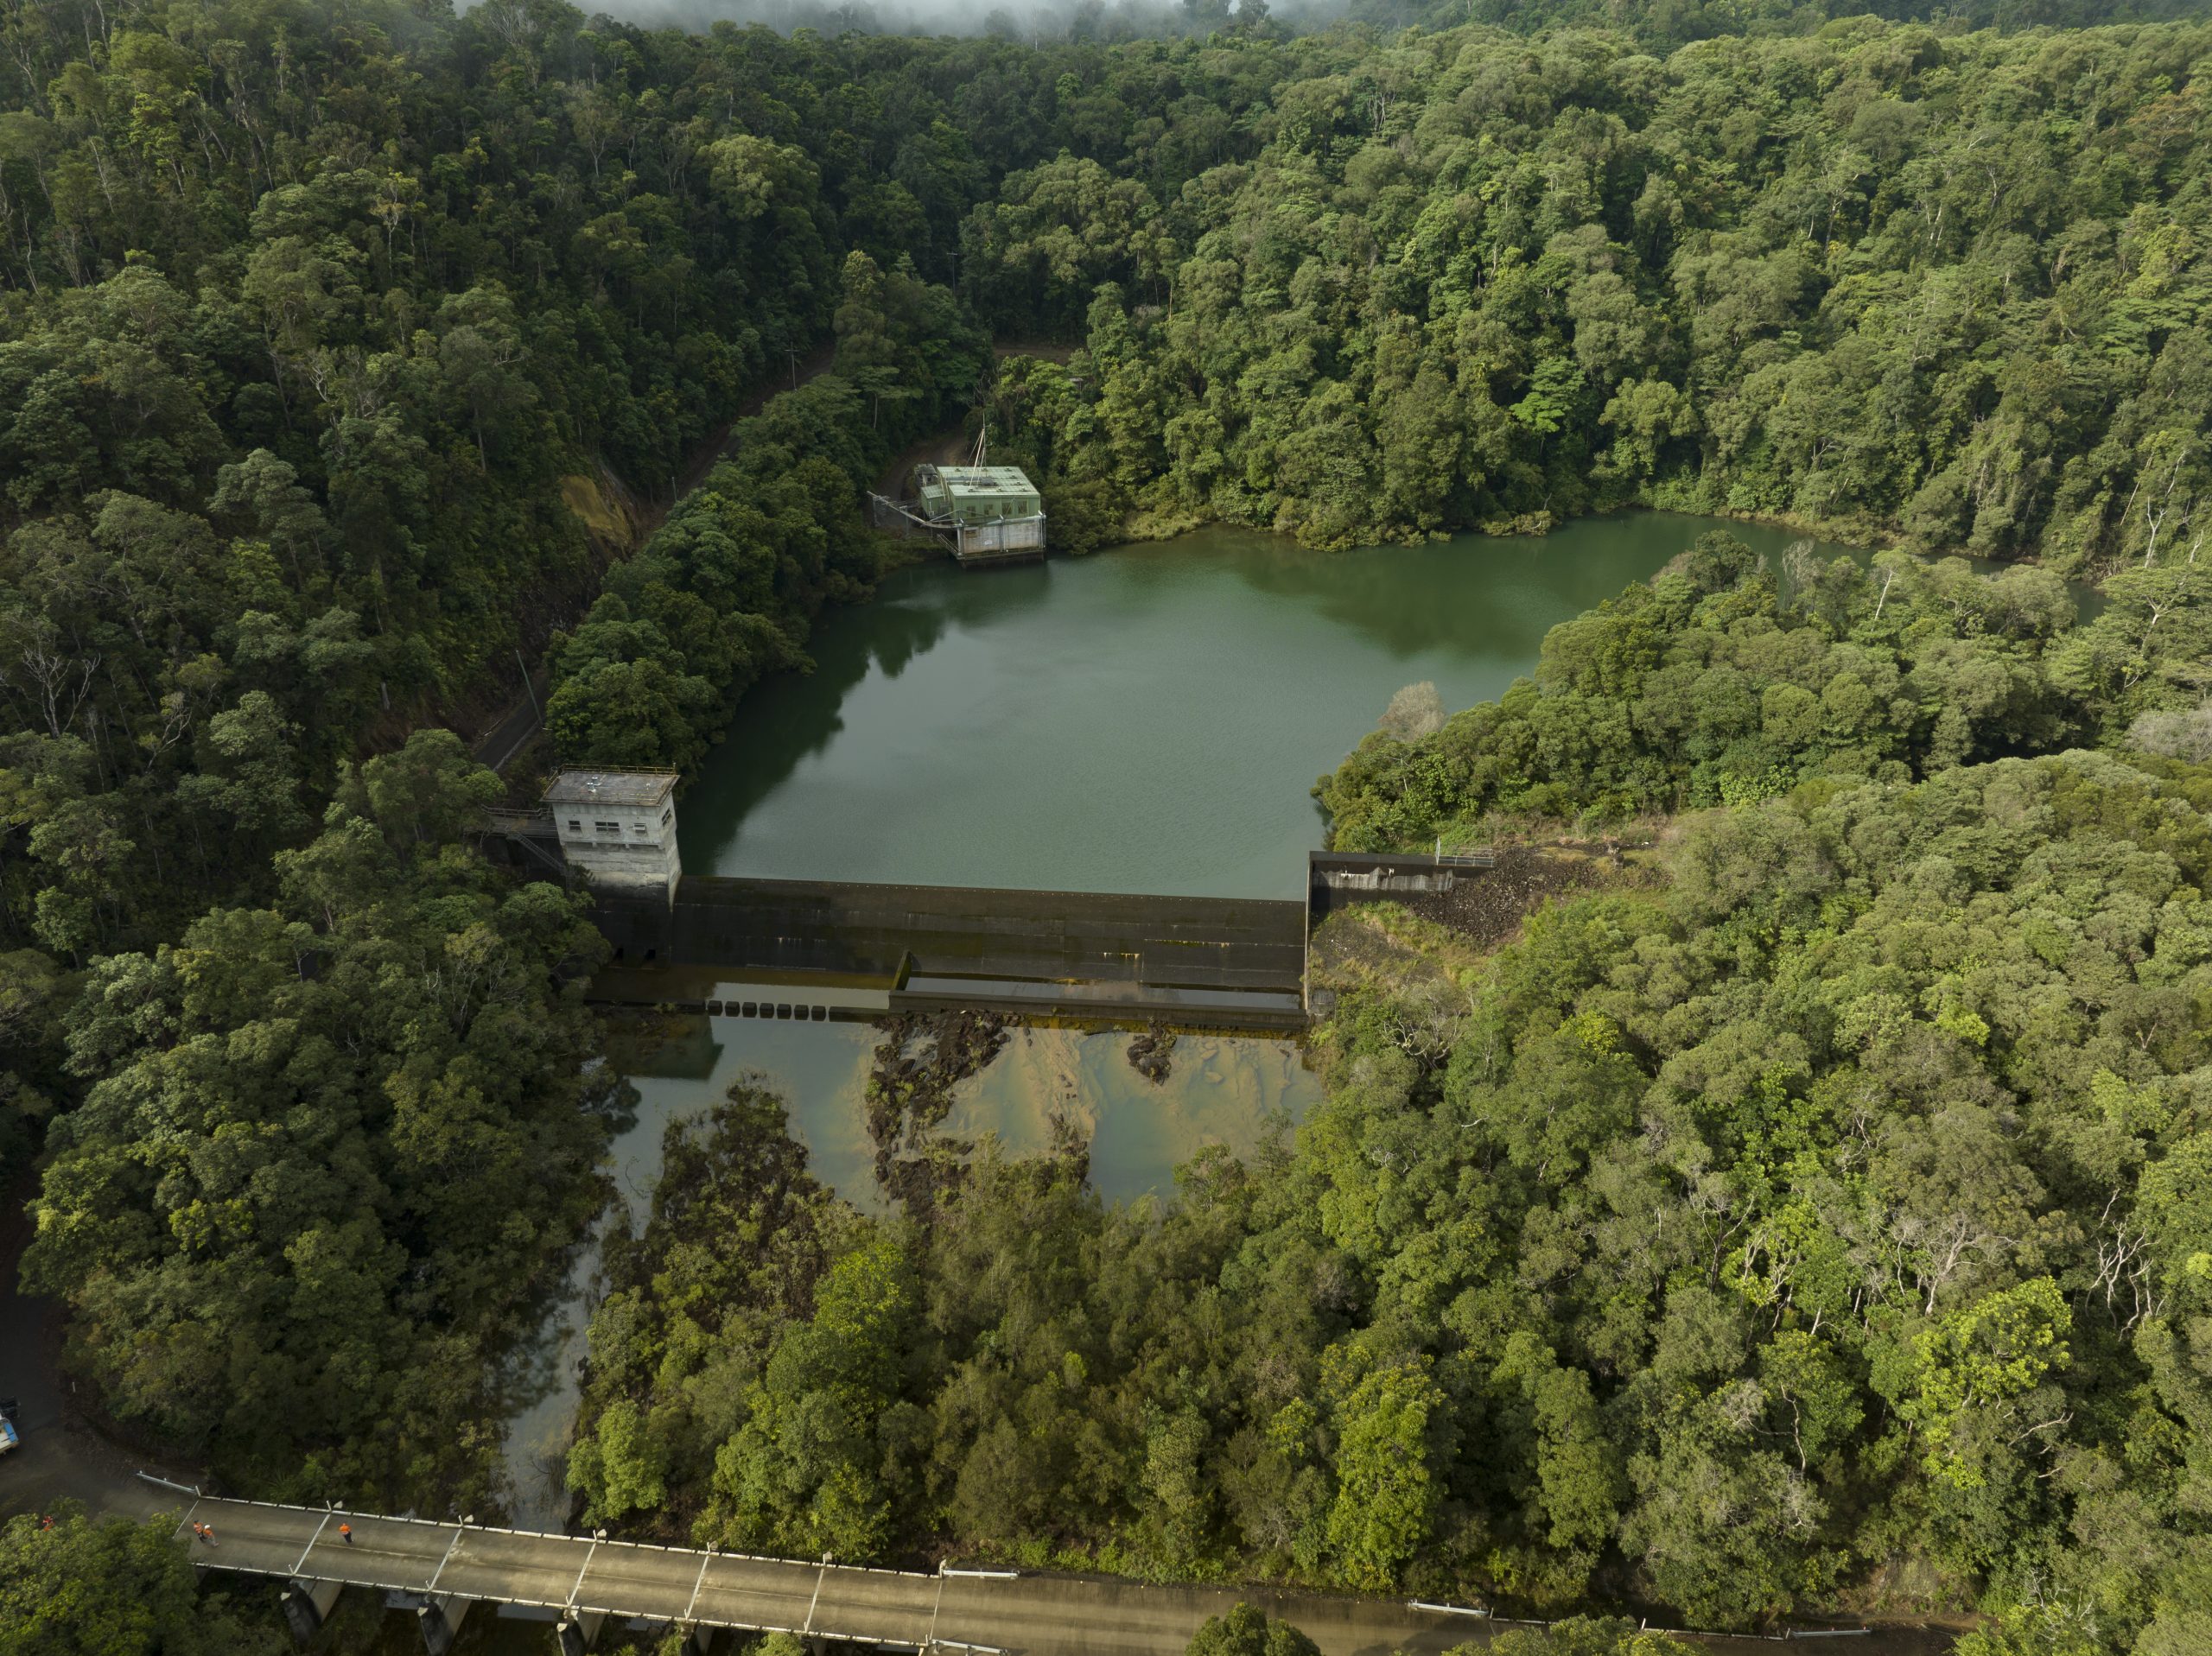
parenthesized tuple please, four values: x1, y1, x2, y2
(1206, 520, 1681, 662)
(1211, 513, 1910, 663)
(680, 562, 1058, 872)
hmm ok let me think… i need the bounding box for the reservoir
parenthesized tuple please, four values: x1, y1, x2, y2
(498, 511, 1865, 1523)
(676, 512, 1859, 898)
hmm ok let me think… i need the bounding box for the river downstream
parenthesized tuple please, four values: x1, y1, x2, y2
(496, 511, 1863, 1524)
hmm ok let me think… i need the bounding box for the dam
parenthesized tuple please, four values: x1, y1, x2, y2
(592, 875, 1311, 1028)
(487, 777, 1491, 1031)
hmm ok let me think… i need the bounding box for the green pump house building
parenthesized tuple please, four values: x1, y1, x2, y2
(913, 464, 1046, 563)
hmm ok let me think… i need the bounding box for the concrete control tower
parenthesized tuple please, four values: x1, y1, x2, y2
(543, 768, 681, 899)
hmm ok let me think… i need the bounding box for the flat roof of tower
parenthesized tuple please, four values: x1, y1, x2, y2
(543, 768, 677, 809)
(931, 465, 1038, 494)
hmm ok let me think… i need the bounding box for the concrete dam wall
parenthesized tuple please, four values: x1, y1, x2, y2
(485, 777, 1491, 1032)
(589, 875, 1312, 1029)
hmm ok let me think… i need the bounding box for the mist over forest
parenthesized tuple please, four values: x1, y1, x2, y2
(524, 0, 1294, 41)
(537, 0, 2203, 42)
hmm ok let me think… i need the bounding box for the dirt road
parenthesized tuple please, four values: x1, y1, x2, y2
(0, 1177, 198, 1525)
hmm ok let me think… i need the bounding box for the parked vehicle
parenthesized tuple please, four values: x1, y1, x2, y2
(0, 1398, 21, 1455)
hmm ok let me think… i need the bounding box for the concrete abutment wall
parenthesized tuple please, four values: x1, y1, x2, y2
(486, 772, 1494, 1031)
(594, 875, 1307, 989)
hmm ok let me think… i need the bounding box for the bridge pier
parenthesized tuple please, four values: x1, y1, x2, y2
(556, 1609, 607, 1653)
(280, 1577, 342, 1646)
(418, 1593, 471, 1655)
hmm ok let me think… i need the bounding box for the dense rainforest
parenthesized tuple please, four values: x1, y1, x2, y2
(985, 16, 2212, 562)
(556, 540, 2212, 1653)
(0, 0, 2209, 1650)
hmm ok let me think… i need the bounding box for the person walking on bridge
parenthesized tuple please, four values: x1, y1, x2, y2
(339, 1522, 353, 1545)
(192, 1522, 216, 1546)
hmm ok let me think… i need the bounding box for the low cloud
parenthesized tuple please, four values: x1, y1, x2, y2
(565, 0, 1306, 41)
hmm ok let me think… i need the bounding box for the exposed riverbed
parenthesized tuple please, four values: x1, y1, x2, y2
(496, 511, 1865, 1525)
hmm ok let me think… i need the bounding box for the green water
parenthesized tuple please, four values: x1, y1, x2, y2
(499, 1016, 1316, 1526)
(499, 511, 1864, 1525)
(677, 513, 1860, 899)
(615, 1017, 1315, 1217)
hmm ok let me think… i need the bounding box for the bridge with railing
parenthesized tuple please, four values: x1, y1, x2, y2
(149, 1479, 1503, 1656)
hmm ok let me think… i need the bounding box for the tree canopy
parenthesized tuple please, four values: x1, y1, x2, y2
(0, 1509, 283, 1656)
(1318, 533, 2208, 848)
(988, 20, 2212, 566)
(3, 2, 2210, 1649)
(24, 736, 622, 1504)
(568, 550, 2212, 1648)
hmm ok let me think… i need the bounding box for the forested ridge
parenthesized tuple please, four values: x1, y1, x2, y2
(1, 0, 2210, 1650)
(1319, 534, 2211, 843)
(987, 16, 2212, 562)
